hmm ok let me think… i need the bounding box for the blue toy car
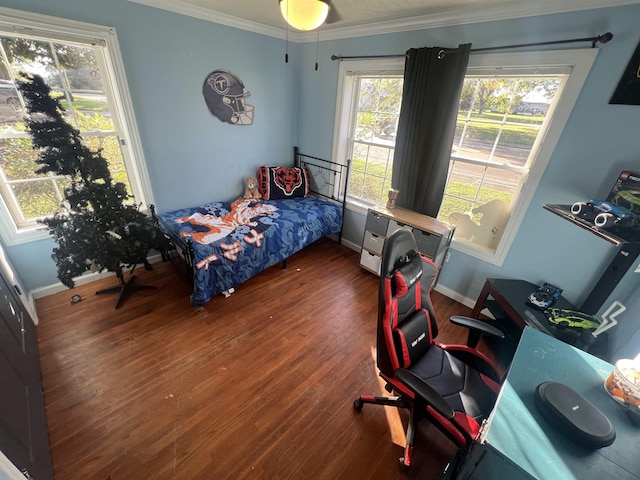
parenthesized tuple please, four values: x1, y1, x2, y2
(571, 199, 637, 229)
(527, 282, 563, 309)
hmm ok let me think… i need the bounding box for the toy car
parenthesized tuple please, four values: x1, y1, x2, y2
(570, 199, 637, 229)
(527, 282, 562, 309)
(613, 189, 640, 214)
(545, 308, 602, 330)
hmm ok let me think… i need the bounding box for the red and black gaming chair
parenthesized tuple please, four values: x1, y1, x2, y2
(354, 228, 504, 472)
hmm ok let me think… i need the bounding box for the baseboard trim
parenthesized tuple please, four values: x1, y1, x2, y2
(340, 237, 476, 309)
(32, 248, 481, 318)
(433, 283, 477, 309)
(340, 237, 361, 253)
(31, 253, 164, 300)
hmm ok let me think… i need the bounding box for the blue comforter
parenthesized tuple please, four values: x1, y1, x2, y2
(159, 196, 342, 306)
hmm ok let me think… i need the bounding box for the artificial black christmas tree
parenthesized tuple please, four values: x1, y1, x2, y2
(18, 73, 163, 308)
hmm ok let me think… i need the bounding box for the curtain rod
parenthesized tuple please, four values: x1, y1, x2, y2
(330, 32, 613, 61)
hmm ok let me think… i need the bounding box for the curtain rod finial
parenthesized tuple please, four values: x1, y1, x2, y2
(599, 32, 614, 44)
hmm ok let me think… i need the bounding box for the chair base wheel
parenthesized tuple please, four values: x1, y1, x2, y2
(353, 398, 363, 410)
(398, 457, 409, 471)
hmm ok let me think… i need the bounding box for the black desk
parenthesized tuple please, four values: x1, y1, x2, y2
(470, 278, 607, 356)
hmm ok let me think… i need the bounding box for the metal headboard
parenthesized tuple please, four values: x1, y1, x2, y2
(294, 146, 349, 243)
(293, 146, 349, 204)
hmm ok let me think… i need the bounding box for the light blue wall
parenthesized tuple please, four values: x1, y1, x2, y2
(296, 5, 640, 310)
(0, 0, 299, 290)
(1, 0, 639, 315)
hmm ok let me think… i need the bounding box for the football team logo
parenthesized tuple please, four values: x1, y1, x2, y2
(203, 69, 254, 125)
(274, 167, 303, 195)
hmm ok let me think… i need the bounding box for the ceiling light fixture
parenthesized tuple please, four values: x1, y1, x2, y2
(279, 0, 330, 31)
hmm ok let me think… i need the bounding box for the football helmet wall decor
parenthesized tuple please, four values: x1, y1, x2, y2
(203, 70, 254, 125)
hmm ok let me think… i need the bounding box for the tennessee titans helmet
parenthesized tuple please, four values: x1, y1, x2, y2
(203, 70, 254, 125)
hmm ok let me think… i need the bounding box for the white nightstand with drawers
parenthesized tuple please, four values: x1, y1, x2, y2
(359, 205, 455, 276)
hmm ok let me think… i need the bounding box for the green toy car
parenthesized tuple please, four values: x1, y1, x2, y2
(613, 189, 640, 214)
(545, 308, 602, 330)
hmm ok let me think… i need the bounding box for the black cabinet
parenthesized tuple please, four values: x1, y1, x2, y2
(0, 271, 52, 479)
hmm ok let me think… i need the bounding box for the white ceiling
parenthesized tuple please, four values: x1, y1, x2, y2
(128, 0, 640, 40)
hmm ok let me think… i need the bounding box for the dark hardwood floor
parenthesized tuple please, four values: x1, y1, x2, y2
(35, 238, 492, 479)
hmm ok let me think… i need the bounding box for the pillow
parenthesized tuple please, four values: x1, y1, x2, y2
(258, 166, 310, 200)
(394, 254, 423, 298)
(393, 309, 431, 368)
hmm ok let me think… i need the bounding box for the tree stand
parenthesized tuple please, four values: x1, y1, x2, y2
(95, 269, 155, 309)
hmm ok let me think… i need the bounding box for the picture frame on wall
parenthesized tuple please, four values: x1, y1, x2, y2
(610, 40, 640, 105)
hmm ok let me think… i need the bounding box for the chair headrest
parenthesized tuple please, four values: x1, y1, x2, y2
(394, 254, 423, 297)
(381, 229, 419, 277)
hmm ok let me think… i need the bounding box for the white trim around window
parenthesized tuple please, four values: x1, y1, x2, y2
(332, 57, 405, 215)
(452, 48, 598, 265)
(0, 6, 153, 246)
(331, 48, 598, 267)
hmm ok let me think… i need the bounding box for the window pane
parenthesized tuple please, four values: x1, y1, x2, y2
(0, 32, 136, 230)
(83, 134, 125, 171)
(351, 142, 368, 173)
(440, 197, 474, 223)
(354, 111, 374, 142)
(347, 168, 366, 198)
(442, 75, 561, 253)
(55, 43, 112, 131)
(0, 137, 41, 181)
(3, 37, 54, 78)
(0, 80, 21, 120)
(346, 76, 402, 205)
(12, 178, 61, 221)
(477, 166, 519, 206)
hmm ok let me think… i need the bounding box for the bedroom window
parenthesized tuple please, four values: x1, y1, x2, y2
(334, 49, 597, 265)
(333, 59, 405, 208)
(437, 71, 567, 256)
(0, 8, 152, 245)
(438, 50, 597, 265)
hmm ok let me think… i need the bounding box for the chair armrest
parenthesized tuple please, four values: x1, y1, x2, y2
(450, 316, 504, 339)
(395, 368, 454, 420)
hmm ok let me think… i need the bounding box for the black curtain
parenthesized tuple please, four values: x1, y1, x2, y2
(392, 44, 471, 217)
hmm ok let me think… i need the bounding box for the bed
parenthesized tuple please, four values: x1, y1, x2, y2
(151, 147, 348, 306)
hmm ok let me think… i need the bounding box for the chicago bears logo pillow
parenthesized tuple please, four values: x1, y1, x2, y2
(258, 166, 310, 200)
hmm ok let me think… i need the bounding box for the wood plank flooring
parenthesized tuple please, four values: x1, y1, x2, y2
(35, 238, 492, 480)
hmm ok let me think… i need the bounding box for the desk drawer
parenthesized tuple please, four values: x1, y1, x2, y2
(362, 231, 385, 255)
(413, 228, 441, 258)
(364, 211, 389, 236)
(386, 219, 412, 237)
(359, 249, 381, 275)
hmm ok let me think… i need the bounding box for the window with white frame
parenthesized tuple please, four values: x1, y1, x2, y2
(333, 49, 597, 264)
(0, 8, 152, 245)
(333, 59, 405, 207)
(438, 70, 566, 254)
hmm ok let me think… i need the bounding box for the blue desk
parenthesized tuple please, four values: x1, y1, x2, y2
(457, 327, 640, 480)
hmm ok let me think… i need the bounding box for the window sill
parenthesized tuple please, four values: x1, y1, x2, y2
(0, 204, 50, 246)
(450, 237, 506, 266)
(345, 197, 377, 216)
(1, 226, 50, 246)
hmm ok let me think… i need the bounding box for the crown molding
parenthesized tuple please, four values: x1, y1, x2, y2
(311, 0, 640, 43)
(126, 0, 302, 41)
(127, 0, 640, 43)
